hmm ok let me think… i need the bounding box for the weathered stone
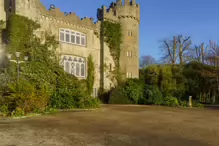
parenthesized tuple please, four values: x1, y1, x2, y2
(0, 0, 140, 91)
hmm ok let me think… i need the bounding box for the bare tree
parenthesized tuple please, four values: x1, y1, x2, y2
(140, 55, 156, 68)
(161, 35, 191, 64)
(177, 35, 192, 64)
(207, 40, 219, 66)
(186, 43, 208, 64)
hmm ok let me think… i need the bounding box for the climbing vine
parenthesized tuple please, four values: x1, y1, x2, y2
(102, 21, 123, 83)
(6, 14, 40, 53)
(0, 14, 100, 116)
(87, 54, 95, 95)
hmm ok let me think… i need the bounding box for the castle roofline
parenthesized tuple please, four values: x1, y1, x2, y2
(35, 0, 101, 30)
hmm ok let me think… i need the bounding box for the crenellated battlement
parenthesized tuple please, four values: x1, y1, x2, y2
(33, 0, 101, 31)
(97, 0, 140, 23)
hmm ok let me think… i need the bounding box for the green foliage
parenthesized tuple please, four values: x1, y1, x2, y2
(6, 78, 50, 114)
(109, 79, 144, 104)
(192, 100, 204, 108)
(78, 97, 100, 109)
(7, 14, 40, 53)
(102, 21, 123, 83)
(87, 54, 95, 95)
(50, 87, 87, 109)
(163, 96, 179, 107)
(11, 107, 25, 117)
(144, 85, 163, 105)
(184, 62, 219, 102)
(109, 87, 134, 104)
(142, 62, 219, 105)
(0, 105, 9, 116)
(0, 14, 100, 117)
(179, 100, 189, 107)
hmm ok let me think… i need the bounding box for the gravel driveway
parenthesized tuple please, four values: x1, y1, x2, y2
(0, 105, 219, 146)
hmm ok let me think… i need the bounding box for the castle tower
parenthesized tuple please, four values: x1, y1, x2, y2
(98, 0, 140, 79)
(0, 0, 6, 21)
(4, 0, 39, 21)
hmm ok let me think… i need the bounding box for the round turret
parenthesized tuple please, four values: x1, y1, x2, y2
(117, 0, 140, 78)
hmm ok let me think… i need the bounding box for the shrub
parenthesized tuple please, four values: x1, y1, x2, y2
(109, 87, 134, 104)
(2, 78, 50, 115)
(50, 86, 99, 109)
(0, 105, 9, 116)
(11, 107, 25, 117)
(163, 96, 179, 107)
(145, 85, 163, 105)
(109, 79, 144, 104)
(78, 97, 100, 109)
(179, 100, 188, 107)
(192, 100, 204, 108)
(124, 79, 144, 104)
(51, 88, 81, 109)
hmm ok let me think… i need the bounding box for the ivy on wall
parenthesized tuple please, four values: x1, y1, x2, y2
(102, 21, 123, 84)
(87, 54, 95, 95)
(6, 14, 40, 54)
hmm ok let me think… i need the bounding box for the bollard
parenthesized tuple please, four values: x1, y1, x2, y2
(189, 96, 192, 107)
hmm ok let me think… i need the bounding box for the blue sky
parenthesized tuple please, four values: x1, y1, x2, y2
(41, 0, 219, 60)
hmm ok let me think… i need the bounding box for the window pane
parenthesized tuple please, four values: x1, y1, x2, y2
(81, 64, 85, 77)
(59, 29, 86, 46)
(76, 36, 80, 44)
(66, 33, 70, 42)
(81, 37, 85, 45)
(65, 61, 70, 73)
(60, 32, 64, 41)
(76, 63, 80, 76)
(71, 35, 75, 44)
(71, 62, 75, 75)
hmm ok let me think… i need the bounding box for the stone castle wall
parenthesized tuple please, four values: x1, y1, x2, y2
(1, 0, 116, 91)
(98, 0, 140, 78)
(1, 0, 140, 91)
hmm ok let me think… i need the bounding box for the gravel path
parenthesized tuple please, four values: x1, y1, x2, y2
(0, 105, 219, 146)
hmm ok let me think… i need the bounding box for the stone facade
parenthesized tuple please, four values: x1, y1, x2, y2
(0, 0, 140, 96)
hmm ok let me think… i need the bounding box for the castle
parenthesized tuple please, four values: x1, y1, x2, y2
(0, 0, 140, 97)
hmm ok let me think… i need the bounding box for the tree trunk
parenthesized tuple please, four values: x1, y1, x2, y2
(201, 43, 205, 64)
(173, 36, 177, 65)
(179, 45, 183, 64)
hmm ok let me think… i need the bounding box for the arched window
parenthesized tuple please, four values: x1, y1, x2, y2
(76, 63, 80, 76)
(62, 55, 86, 78)
(65, 61, 70, 73)
(81, 64, 85, 77)
(71, 62, 75, 75)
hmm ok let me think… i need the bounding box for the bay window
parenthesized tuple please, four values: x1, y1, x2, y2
(59, 29, 86, 46)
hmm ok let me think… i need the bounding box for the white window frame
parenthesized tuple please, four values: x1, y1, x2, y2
(59, 28, 86, 47)
(62, 55, 86, 78)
